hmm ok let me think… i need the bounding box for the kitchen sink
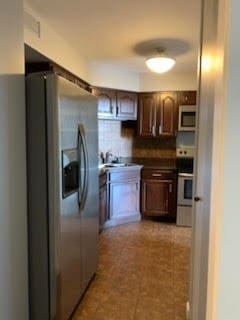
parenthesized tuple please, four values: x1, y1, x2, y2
(99, 163, 137, 169)
(103, 163, 125, 168)
(105, 163, 135, 167)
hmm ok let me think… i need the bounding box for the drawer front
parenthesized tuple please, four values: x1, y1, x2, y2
(109, 170, 140, 182)
(141, 169, 175, 180)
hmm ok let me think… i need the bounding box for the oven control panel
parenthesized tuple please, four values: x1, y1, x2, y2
(176, 146, 195, 158)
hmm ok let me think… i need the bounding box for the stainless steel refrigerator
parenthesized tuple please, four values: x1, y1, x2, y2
(26, 73, 99, 320)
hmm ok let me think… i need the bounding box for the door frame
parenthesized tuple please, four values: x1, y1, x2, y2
(190, 0, 229, 318)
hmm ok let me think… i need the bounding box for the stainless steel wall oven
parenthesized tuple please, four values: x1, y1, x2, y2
(176, 146, 194, 227)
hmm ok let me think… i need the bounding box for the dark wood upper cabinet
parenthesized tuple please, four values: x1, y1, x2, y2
(92, 88, 116, 119)
(116, 91, 138, 120)
(92, 87, 138, 120)
(177, 91, 197, 105)
(158, 92, 178, 136)
(138, 93, 157, 137)
(138, 92, 177, 138)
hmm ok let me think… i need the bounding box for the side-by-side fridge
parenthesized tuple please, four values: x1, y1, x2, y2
(26, 73, 99, 320)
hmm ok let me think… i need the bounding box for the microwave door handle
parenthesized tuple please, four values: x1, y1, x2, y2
(78, 124, 89, 212)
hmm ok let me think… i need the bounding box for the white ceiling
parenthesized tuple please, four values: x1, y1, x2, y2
(26, 0, 201, 74)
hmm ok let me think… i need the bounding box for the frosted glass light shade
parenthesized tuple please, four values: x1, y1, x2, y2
(145, 56, 176, 73)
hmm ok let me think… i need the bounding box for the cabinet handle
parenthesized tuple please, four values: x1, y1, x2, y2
(136, 183, 138, 191)
(169, 184, 172, 193)
(166, 199, 169, 209)
(152, 174, 162, 177)
(116, 105, 119, 115)
(159, 125, 162, 135)
(110, 105, 113, 113)
(152, 125, 156, 136)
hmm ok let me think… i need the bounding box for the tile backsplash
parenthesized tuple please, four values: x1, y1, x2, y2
(176, 131, 195, 147)
(98, 120, 176, 159)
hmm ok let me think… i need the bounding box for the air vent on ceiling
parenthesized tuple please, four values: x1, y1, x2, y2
(24, 11, 40, 38)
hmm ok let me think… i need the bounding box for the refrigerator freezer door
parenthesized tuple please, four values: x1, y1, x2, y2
(27, 75, 53, 320)
(45, 75, 82, 320)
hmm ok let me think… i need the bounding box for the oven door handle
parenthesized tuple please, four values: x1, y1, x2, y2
(178, 173, 194, 178)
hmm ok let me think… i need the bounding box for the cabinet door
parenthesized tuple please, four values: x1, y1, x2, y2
(138, 93, 157, 137)
(99, 184, 108, 227)
(110, 181, 140, 218)
(158, 92, 178, 137)
(92, 88, 116, 119)
(178, 91, 197, 105)
(116, 91, 137, 120)
(141, 179, 175, 217)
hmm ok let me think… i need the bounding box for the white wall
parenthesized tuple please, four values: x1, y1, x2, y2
(0, 1, 29, 319)
(205, 0, 228, 318)
(194, 0, 240, 318)
(24, 2, 198, 92)
(139, 71, 198, 91)
(214, 0, 240, 318)
(89, 61, 140, 91)
(89, 62, 197, 92)
(24, 2, 90, 82)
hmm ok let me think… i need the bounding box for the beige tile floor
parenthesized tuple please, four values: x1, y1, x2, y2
(73, 220, 191, 320)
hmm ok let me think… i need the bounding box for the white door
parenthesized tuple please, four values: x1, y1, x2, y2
(190, 0, 228, 318)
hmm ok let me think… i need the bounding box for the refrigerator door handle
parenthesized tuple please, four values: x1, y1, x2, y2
(78, 123, 89, 211)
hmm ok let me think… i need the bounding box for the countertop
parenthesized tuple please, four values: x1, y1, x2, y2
(121, 157, 177, 170)
(99, 158, 176, 175)
(99, 163, 143, 175)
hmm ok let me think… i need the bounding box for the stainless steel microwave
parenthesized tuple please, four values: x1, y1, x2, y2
(178, 105, 196, 131)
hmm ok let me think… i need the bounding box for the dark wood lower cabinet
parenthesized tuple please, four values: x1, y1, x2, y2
(99, 167, 176, 228)
(141, 169, 177, 218)
(109, 180, 140, 219)
(99, 172, 108, 230)
(99, 167, 142, 230)
(106, 167, 142, 227)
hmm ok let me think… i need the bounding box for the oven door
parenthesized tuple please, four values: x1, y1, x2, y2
(177, 173, 193, 206)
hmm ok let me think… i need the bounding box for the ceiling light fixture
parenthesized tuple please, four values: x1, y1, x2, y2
(145, 48, 176, 73)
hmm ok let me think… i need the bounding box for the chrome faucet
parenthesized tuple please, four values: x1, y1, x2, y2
(105, 151, 113, 163)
